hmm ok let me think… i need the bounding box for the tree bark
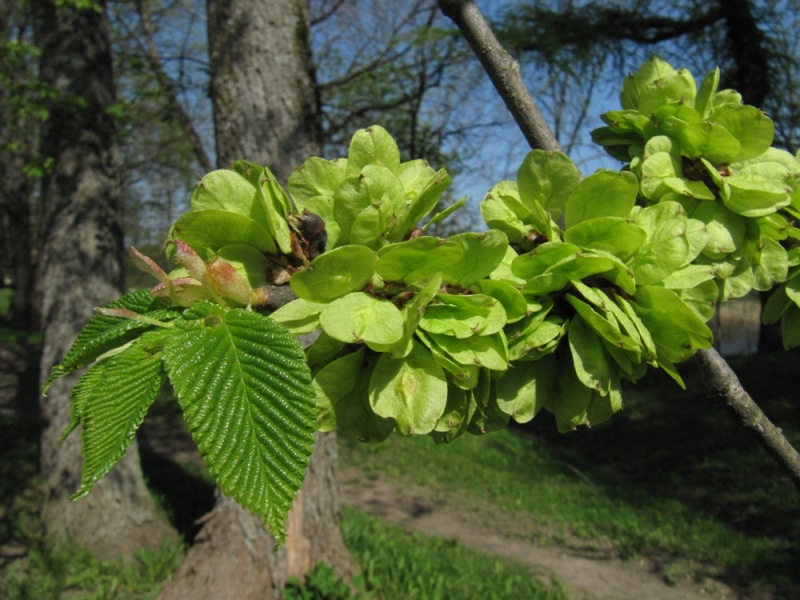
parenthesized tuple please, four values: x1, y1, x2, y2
(158, 1, 355, 596)
(33, 0, 177, 557)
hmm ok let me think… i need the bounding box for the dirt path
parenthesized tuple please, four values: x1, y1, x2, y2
(339, 466, 736, 600)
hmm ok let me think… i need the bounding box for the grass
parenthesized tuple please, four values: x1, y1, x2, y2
(339, 353, 800, 596)
(285, 509, 568, 600)
(3, 541, 184, 600)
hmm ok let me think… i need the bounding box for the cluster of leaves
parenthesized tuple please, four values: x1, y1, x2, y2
(592, 56, 800, 347)
(45, 58, 800, 541)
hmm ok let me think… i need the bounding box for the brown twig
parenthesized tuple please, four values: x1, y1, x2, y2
(694, 348, 800, 490)
(438, 0, 800, 491)
(437, 0, 561, 152)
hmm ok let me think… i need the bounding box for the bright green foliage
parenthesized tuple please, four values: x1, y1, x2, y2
(45, 59, 800, 536)
(163, 302, 315, 542)
(45, 294, 315, 544)
(591, 55, 800, 347)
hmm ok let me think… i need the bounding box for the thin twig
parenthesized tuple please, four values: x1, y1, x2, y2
(438, 0, 800, 492)
(437, 0, 561, 152)
(695, 348, 800, 490)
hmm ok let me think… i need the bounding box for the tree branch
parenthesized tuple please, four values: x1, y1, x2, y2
(437, 0, 561, 152)
(438, 0, 800, 492)
(694, 348, 800, 490)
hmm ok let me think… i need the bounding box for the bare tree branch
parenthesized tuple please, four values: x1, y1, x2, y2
(438, 0, 800, 492)
(694, 348, 800, 491)
(437, 0, 561, 152)
(134, 0, 213, 174)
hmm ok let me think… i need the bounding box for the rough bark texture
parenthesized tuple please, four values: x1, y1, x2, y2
(33, 0, 177, 557)
(207, 0, 321, 179)
(158, 1, 355, 596)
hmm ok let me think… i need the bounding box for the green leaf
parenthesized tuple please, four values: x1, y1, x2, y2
(620, 56, 696, 114)
(423, 196, 466, 232)
(442, 231, 509, 288)
(495, 356, 553, 423)
(378, 276, 442, 359)
(425, 331, 509, 372)
(290, 245, 377, 303)
(507, 316, 565, 362)
(419, 293, 506, 338)
(469, 279, 528, 323)
(713, 106, 774, 161)
(587, 374, 623, 428)
(191, 169, 264, 222)
(433, 385, 472, 439)
(345, 125, 401, 178)
(169, 209, 278, 259)
(234, 162, 294, 254)
(627, 202, 693, 285)
(675, 279, 719, 322)
(334, 165, 405, 248)
(692, 201, 746, 258)
(44, 290, 178, 393)
(752, 237, 788, 291)
(417, 330, 480, 389)
(217, 244, 269, 289)
(269, 298, 324, 335)
(517, 149, 580, 223)
(780, 303, 800, 349)
(723, 174, 791, 217)
(392, 164, 451, 240)
(568, 316, 613, 395)
(694, 67, 720, 117)
(481, 180, 545, 244)
(762, 283, 793, 324)
(565, 294, 641, 354)
(369, 341, 448, 435)
(313, 348, 394, 443)
(68, 329, 168, 499)
(376, 236, 462, 283)
(661, 264, 717, 289)
(565, 170, 638, 228)
(563, 217, 647, 260)
(163, 302, 315, 544)
(631, 286, 713, 364)
(512, 241, 580, 280)
(319, 292, 404, 348)
(288, 157, 347, 205)
(467, 371, 510, 435)
(550, 357, 592, 432)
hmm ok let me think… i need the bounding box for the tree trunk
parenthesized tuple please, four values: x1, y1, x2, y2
(33, 0, 177, 557)
(158, 1, 355, 596)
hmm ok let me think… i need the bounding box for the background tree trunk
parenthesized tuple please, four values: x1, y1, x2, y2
(33, 0, 176, 557)
(158, 0, 355, 596)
